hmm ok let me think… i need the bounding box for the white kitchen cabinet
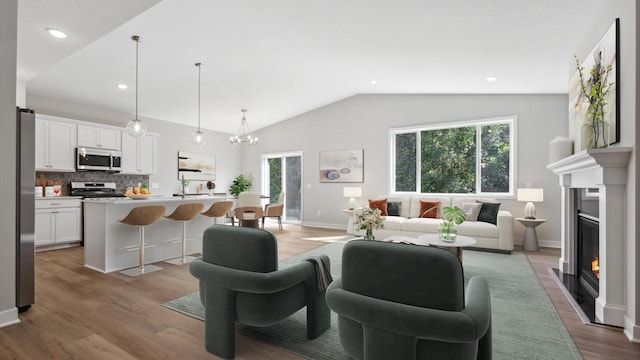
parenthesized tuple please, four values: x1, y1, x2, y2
(77, 125, 121, 150)
(35, 198, 82, 249)
(35, 117, 77, 172)
(121, 132, 157, 174)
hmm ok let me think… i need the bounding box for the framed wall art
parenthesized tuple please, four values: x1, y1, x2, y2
(568, 18, 619, 152)
(319, 149, 363, 183)
(178, 151, 216, 181)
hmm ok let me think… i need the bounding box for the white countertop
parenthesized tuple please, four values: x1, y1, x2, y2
(36, 196, 82, 200)
(82, 195, 232, 204)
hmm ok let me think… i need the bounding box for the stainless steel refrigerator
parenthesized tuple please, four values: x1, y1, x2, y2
(16, 107, 35, 312)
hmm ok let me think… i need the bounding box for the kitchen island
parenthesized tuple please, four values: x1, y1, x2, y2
(83, 195, 232, 273)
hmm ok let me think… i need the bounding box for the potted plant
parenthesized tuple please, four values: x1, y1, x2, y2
(438, 206, 466, 242)
(229, 173, 253, 196)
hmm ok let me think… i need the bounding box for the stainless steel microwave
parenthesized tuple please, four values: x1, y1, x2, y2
(76, 147, 122, 172)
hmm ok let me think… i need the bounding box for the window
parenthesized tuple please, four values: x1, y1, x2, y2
(390, 117, 516, 196)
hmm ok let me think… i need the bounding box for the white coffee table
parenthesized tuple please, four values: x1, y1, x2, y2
(417, 234, 477, 260)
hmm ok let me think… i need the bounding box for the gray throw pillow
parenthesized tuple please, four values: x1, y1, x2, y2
(387, 201, 401, 216)
(461, 202, 482, 221)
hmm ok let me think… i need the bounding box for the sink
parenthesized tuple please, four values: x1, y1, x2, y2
(172, 193, 210, 197)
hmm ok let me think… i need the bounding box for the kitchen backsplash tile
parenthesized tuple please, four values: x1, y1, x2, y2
(37, 171, 149, 196)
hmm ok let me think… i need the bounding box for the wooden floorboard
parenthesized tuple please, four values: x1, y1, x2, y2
(1, 224, 638, 359)
(527, 248, 640, 360)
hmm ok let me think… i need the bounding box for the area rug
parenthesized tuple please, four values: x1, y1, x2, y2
(163, 241, 582, 360)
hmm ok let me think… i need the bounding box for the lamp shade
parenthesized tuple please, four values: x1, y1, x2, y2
(343, 187, 362, 197)
(517, 188, 544, 202)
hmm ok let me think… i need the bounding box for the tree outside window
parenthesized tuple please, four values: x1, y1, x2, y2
(392, 117, 514, 195)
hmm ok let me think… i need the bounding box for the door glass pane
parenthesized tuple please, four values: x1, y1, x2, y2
(285, 156, 302, 221)
(267, 158, 282, 201)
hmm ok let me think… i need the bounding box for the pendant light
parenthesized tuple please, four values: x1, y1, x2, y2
(229, 109, 258, 146)
(126, 35, 148, 137)
(191, 62, 206, 146)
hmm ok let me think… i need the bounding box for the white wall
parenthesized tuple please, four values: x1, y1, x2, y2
(16, 79, 25, 108)
(27, 94, 242, 197)
(244, 94, 567, 247)
(574, 0, 638, 342)
(0, 0, 19, 328)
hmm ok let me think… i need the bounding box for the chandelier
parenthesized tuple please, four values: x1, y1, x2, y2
(229, 109, 258, 146)
(126, 35, 148, 137)
(191, 62, 206, 146)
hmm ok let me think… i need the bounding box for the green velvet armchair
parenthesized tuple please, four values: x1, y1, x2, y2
(189, 225, 330, 359)
(326, 240, 492, 360)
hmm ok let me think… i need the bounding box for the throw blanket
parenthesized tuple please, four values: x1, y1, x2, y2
(303, 255, 333, 292)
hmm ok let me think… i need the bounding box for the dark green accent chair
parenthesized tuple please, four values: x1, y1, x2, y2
(326, 240, 492, 360)
(189, 225, 330, 359)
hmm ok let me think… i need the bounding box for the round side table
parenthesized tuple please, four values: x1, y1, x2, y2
(417, 234, 477, 261)
(516, 218, 546, 252)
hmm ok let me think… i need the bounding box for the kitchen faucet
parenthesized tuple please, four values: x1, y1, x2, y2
(181, 174, 186, 199)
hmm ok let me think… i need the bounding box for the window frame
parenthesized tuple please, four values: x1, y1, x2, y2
(389, 116, 517, 198)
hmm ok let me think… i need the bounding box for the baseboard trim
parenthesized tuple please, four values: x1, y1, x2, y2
(624, 316, 640, 343)
(0, 307, 20, 328)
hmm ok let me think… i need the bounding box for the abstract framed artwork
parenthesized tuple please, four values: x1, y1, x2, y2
(568, 18, 619, 152)
(178, 151, 215, 181)
(319, 149, 363, 183)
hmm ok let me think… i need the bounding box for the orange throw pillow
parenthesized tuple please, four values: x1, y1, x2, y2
(368, 198, 388, 216)
(419, 200, 440, 218)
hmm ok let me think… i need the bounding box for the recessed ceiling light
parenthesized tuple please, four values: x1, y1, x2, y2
(45, 28, 67, 39)
(116, 83, 128, 90)
(486, 76, 497, 82)
(370, 80, 378, 85)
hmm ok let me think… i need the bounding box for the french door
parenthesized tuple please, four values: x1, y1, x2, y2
(262, 152, 303, 223)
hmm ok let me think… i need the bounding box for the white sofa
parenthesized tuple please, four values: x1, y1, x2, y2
(371, 196, 514, 253)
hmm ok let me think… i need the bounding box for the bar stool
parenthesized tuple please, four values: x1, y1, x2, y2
(118, 205, 166, 277)
(201, 200, 234, 224)
(164, 203, 205, 265)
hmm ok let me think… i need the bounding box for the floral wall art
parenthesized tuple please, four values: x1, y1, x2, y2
(319, 149, 364, 183)
(568, 18, 619, 152)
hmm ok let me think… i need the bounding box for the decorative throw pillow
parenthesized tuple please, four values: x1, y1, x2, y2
(387, 201, 401, 216)
(477, 201, 501, 225)
(419, 200, 440, 218)
(369, 198, 388, 216)
(461, 203, 483, 222)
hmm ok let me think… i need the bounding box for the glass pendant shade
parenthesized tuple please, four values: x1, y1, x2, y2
(127, 118, 148, 136)
(128, 35, 147, 137)
(230, 109, 258, 146)
(192, 129, 206, 146)
(192, 62, 206, 147)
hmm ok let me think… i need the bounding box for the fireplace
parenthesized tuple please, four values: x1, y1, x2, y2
(547, 147, 631, 328)
(577, 213, 599, 295)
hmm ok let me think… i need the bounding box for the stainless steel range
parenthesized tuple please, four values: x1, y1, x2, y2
(71, 182, 125, 198)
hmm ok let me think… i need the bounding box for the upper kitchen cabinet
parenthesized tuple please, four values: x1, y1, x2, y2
(35, 115, 77, 172)
(121, 132, 157, 174)
(77, 125, 121, 150)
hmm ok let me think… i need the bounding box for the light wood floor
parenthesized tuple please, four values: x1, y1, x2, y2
(1, 224, 638, 359)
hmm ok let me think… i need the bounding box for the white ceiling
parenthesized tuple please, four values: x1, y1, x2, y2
(19, 0, 605, 134)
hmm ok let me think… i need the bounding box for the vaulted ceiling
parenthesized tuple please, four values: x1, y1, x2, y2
(19, 0, 605, 133)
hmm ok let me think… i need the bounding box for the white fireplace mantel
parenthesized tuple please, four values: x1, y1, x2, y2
(547, 147, 632, 327)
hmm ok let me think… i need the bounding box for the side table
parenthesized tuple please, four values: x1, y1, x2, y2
(417, 234, 477, 261)
(342, 209, 355, 234)
(516, 218, 546, 252)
